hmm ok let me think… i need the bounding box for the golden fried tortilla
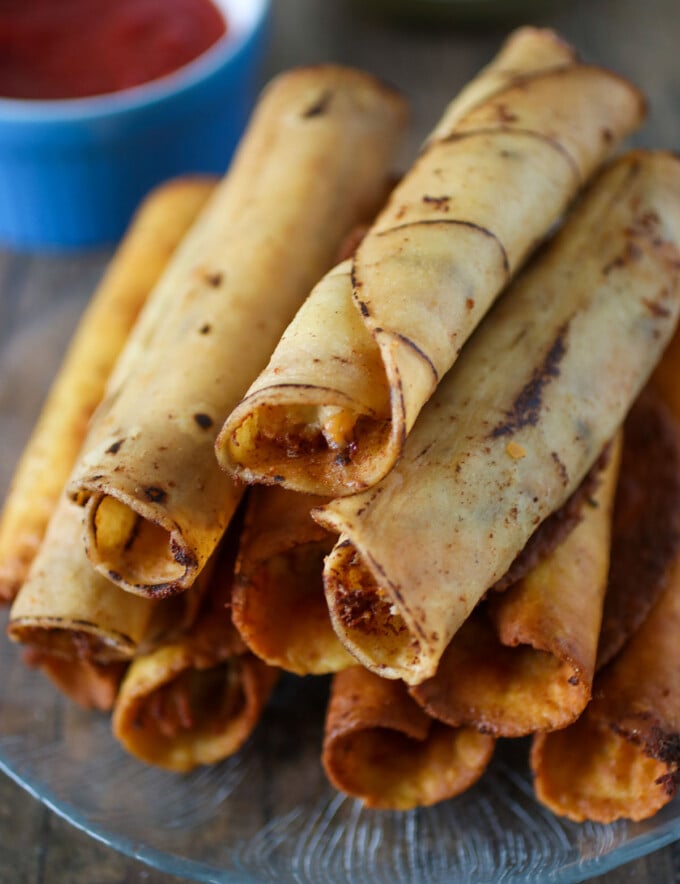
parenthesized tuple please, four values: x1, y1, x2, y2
(411, 435, 620, 735)
(0, 178, 215, 601)
(112, 537, 278, 772)
(217, 27, 643, 498)
(68, 66, 408, 598)
(233, 486, 354, 674)
(316, 151, 680, 685)
(322, 666, 495, 810)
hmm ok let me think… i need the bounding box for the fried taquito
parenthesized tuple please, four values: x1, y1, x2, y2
(0, 178, 214, 601)
(411, 434, 621, 735)
(217, 27, 643, 497)
(68, 66, 407, 598)
(233, 486, 353, 674)
(316, 151, 680, 685)
(323, 666, 495, 810)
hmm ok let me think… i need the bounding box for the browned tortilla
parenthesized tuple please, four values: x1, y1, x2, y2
(316, 152, 680, 685)
(410, 435, 620, 735)
(532, 548, 680, 822)
(67, 66, 408, 598)
(597, 386, 680, 667)
(233, 486, 354, 674)
(23, 648, 127, 711)
(0, 178, 215, 602)
(322, 666, 495, 810)
(217, 27, 644, 498)
(112, 535, 278, 771)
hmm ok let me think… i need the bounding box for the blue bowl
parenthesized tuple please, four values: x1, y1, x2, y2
(0, 0, 270, 251)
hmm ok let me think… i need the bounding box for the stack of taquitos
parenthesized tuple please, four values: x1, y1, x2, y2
(316, 150, 680, 686)
(4, 66, 408, 756)
(217, 26, 644, 497)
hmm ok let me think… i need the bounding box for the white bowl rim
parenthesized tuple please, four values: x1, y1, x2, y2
(0, 0, 270, 122)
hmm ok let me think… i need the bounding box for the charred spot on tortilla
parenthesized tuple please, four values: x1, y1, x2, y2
(301, 89, 333, 118)
(491, 325, 568, 438)
(193, 413, 213, 430)
(143, 486, 167, 504)
(106, 439, 125, 455)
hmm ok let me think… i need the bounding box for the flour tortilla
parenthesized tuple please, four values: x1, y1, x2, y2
(68, 66, 407, 598)
(112, 539, 277, 772)
(317, 152, 680, 685)
(532, 547, 680, 822)
(411, 435, 620, 735)
(0, 178, 214, 601)
(322, 665, 495, 810)
(233, 486, 354, 675)
(217, 28, 644, 497)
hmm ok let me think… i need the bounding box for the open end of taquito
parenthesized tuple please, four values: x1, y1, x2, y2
(112, 643, 277, 772)
(68, 65, 408, 598)
(112, 521, 279, 772)
(7, 495, 156, 663)
(216, 27, 644, 499)
(322, 666, 495, 810)
(410, 434, 620, 737)
(232, 486, 354, 674)
(316, 151, 680, 686)
(0, 177, 215, 603)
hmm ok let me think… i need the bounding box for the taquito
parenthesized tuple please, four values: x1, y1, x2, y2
(316, 151, 680, 685)
(0, 177, 215, 602)
(112, 543, 278, 772)
(322, 666, 495, 810)
(532, 550, 680, 822)
(233, 486, 354, 675)
(411, 433, 621, 736)
(529, 346, 680, 822)
(68, 66, 408, 597)
(7, 495, 156, 662)
(217, 27, 644, 498)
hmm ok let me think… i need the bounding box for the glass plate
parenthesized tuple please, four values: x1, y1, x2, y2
(1, 265, 679, 884)
(1, 612, 679, 884)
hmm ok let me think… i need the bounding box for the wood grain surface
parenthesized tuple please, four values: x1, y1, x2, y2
(1, 0, 680, 881)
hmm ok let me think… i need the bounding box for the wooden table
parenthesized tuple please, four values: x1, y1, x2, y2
(1, 0, 680, 881)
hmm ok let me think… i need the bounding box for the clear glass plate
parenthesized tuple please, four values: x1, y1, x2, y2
(1, 260, 679, 884)
(1, 608, 679, 884)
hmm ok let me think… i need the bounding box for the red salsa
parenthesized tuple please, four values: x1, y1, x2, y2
(0, 0, 227, 100)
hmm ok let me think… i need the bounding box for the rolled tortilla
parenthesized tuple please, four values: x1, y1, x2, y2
(532, 547, 680, 822)
(596, 386, 680, 667)
(0, 178, 215, 602)
(112, 542, 278, 772)
(233, 486, 354, 675)
(217, 27, 644, 498)
(316, 151, 680, 685)
(322, 666, 495, 810)
(7, 496, 156, 662)
(68, 66, 408, 598)
(411, 433, 621, 736)
(7, 494, 205, 664)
